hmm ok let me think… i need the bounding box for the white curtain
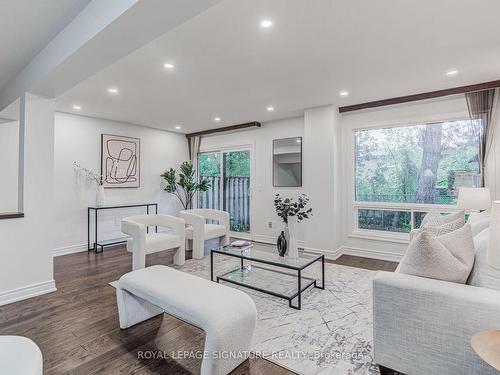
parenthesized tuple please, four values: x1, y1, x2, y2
(466, 88, 498, 187)
(188, 135, 201, 208)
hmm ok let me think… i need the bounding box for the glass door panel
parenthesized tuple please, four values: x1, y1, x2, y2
(198, 152, 221, 210)
(223, 150, 251, 233)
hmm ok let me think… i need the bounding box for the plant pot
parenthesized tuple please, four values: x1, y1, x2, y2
(286, 215, 298, 258)
(96, 185, 106, 206)
(277, 231, 287, 256)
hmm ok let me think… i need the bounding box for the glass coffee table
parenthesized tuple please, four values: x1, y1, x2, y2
(210, 246, 325, 310)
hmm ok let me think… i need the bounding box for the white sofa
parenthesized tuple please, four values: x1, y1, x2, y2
(374, 218, 500, 375)
(180, 209, 230, 259)
(116, 265, 257, 375)
(121, 214, 186, 270)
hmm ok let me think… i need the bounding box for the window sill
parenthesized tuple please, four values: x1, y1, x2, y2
(349, 229, 410, 244)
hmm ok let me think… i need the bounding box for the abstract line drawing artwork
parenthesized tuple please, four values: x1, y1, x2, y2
(101, 134, 140, 188)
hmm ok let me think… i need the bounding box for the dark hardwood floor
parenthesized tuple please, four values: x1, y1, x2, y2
(0, 244, 397, 374)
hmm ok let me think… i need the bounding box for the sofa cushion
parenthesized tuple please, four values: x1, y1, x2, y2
(467, 210, 491, 237)
(409, 217, 465, 242)
(398, 224, 475, 284)
(420, 210, 465, 228)
(468, 228, 500, 291)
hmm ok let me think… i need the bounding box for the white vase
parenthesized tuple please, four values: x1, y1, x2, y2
(286, 215, 298, 258)
(96, 185, 106, 206)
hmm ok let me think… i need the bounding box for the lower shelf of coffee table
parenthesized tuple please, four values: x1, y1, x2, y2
(216, 264, 317, 301)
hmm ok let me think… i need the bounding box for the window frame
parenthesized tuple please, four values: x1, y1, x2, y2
(349, 115, 477, 242)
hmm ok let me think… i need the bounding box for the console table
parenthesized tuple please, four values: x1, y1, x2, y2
(88, 203, 158, 253)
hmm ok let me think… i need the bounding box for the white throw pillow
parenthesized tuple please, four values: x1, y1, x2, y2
(467, 210, 491, 237)
(420, 210, 465, 228)
(398, 224, 475, 284)
(409, 217, 465, 241)
(467, 227, 500, 290)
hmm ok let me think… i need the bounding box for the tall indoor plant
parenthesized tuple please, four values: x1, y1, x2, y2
(274, 194, 313, 258)
(161, 161, 210, 209)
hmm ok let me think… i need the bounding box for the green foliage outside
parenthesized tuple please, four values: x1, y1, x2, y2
(198, 151, 250, 177)
(355, 120, 481, 232)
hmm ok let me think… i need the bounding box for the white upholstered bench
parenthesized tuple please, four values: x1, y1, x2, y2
(116, 265, 257, 375)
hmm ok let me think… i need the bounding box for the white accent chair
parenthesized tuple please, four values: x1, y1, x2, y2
(180, 209, 230, 259)
(121, 214, 185, 270)
(0, 336, 43, 375)
(116, 265, 257, 375)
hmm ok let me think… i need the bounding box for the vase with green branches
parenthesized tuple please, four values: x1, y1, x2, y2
(161, 161, 211, 210)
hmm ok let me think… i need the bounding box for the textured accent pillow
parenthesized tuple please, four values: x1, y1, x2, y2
(467, 228, 500, 291)
(409, 217, 465, 241)
(398, 224, 475, 284)
(420, 210, 465, 228)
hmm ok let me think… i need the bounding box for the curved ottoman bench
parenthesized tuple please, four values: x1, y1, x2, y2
(116, 265, 257, 375)
(0, 335, 43, 375)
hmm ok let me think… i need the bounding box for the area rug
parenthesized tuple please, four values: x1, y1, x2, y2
(173, 256, 379, 375)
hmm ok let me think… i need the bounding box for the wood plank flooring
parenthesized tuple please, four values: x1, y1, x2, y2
(0, 244, 397, 374)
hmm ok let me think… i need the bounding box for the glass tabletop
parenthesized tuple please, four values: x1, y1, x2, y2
(211, 245, 322, 270)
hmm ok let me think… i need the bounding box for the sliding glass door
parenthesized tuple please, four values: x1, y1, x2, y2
(198, 148, 251, 233)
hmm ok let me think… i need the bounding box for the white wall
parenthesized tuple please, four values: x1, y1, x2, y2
(0, 121, 19, 212)
(0, 94, 56, 304)
(200, 117, 306, 244)
(53, 112, 188, 255)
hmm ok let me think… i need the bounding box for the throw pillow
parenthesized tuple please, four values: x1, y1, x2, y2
(467, 228, 500, 291)
(398, 224, 475, 284)
(420, 210, 465, 228)
(467, 210, 491, 237)
(409, 217, 465, 241)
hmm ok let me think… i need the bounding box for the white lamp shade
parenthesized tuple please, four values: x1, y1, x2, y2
(487, 200, 500, 270)
(457, 187, 491, 210)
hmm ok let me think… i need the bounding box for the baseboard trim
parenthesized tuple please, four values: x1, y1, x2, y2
(340, 246, 403, 262)
(0, 280, 57, 306)
(53, 243, 88, 257)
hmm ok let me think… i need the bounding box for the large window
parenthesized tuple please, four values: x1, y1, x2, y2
(354, 119, 481, 235)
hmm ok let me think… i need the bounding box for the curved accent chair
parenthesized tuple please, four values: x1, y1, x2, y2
(0, 336, 43, 375)
(179, 209, 230, 259)
(121, 214, 185, 270)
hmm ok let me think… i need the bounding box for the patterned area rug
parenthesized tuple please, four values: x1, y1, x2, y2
(173, 255, 379, 375)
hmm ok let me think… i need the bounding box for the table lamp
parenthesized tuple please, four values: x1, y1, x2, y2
(457, 187, 491, 211)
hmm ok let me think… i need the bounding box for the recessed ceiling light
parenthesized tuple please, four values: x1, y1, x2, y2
(446, 69, 458, 77)
(339, 90, 349, 97)
(260, 19, 273, 28)
(174, 125, 182, 130)
(163, 63, 175, 69)
(266, 106, 275, 112)
(213, 117, 221, 123)
(108, 88, 119, 94)
(72, 105, 82, 110)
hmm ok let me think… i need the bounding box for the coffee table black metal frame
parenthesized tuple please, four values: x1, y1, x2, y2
(210, 248, 325, 310)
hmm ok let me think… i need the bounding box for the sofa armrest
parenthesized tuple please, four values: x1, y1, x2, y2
(373, 271, 500, 375)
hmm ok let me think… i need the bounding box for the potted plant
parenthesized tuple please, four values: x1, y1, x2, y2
(74, 162, 105, 206)
(161, 161, 210, 210)
(274, 194, 313, 258)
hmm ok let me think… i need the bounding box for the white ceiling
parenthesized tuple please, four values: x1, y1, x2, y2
(0, 0, 92, 92)
(56, 0, 500, 133)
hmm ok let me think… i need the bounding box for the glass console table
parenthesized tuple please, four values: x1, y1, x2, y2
(211, 246, 325, 310)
